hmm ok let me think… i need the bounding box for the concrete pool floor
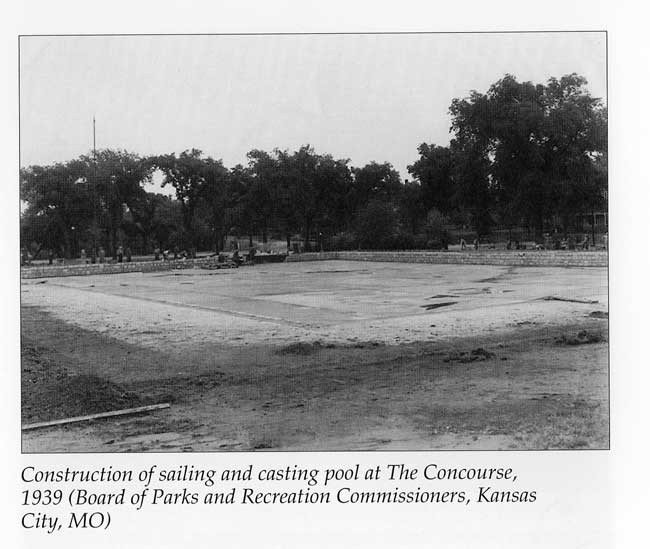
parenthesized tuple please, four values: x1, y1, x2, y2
(20, 260, 609, 452)
(21, 260, 608, 352)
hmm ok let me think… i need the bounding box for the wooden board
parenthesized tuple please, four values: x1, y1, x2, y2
(22, 403, 171, 431)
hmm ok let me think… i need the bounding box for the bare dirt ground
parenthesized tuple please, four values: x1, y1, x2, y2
(20, 261, 608, 452)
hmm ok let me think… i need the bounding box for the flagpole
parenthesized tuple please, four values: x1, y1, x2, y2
(92, 116, 98, 262)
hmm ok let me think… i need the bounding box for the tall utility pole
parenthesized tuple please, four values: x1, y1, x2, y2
(92, 116, 98, 262)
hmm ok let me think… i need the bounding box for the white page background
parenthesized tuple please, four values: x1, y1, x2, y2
(1, 1, 648, 547)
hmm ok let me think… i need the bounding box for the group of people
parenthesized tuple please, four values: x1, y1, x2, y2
(457, 233, 599, 252)
(210, 248, 253, 266)
(153, 247, 194, 261)
(459, 238, 480, 250)
(505, 234, 595, 251)
(79, 246, 132, 264)
(21, 245, 135, 266)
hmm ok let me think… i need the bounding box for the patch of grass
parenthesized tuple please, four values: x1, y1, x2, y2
(413, 396, 608, 450)
(555, 330, 605, 345)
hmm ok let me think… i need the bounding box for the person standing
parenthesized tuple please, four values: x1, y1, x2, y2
(116, 245, 124, 263)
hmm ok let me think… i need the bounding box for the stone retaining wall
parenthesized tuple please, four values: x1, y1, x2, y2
(21, 249, 608, 278)
(286, 250, 607, 267)
(20, 257, 228, 279)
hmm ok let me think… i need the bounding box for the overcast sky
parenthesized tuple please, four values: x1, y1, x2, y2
(20, 32, 606, 191)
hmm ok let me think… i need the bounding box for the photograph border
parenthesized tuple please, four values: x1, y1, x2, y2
(18, 30, 610, 455)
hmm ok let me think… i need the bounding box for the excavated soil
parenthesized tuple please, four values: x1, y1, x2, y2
(21, 305, 608, 452)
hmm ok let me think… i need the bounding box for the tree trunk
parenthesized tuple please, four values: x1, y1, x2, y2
(303, 222, 311, 251)
(213, 209, 224, 252)
(561, 213, 570, 237)
(183, 205, 195, 252)
(142, 233, 149, 256)
(62, 228, 72, 259)
(214, 228, 222, 253)
(534, 212, 544, 241)
(591, 211, 596, 246)
(111, 225, 118, 258)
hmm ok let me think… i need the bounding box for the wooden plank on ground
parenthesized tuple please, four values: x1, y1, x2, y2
(22, 403, 171, 431)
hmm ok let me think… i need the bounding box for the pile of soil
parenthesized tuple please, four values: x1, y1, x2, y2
(588, 311, 608, 319)
(277, 341, 324, 355)
(277, 340, 385, 355)
(443, 347, 495, 363)
(555, 330, 605, 346)
(22, 345, 148, 423)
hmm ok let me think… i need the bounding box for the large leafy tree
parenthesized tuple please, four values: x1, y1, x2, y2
(276, 145, 347, 250)
(355, 199, 400, 250)
(199, 157, 233, 252)
(448, 90, 495, 239)
(243, 146, 353, 250)
(21, 151, 153, 258)
(20, 159, 91, 258)
(275, 147, 313, 249)
(449, 138, 494, 239)
(407, 144, 455, 215)
(350, 162, 403, 217)
(228, 163, 256, 246)
(448, 73, 607, 238)
(398, 179, 427, 235)
(152, 149, 211, 254)
(542, 76, 607, 235)
(80, 149, 152, 256)
(244, 149, 280, 244)
(312, 154, 353, 242)
(127, 192, 180, 252)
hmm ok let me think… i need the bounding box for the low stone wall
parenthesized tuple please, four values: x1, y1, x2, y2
(22, 249, 608, 278)
(20, 257, 229, 279)
(287, 250, 608, 267)
(286, 252, 340, 262)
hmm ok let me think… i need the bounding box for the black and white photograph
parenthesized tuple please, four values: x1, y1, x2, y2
(19, 32, 609, 454)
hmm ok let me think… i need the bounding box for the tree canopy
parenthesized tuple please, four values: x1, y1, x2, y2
(20, 73, 607, 258)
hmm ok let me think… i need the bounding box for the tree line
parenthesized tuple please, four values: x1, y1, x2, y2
(20, 73, 607, 259)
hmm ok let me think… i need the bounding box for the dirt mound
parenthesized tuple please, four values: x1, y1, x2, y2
(555, 330, 605, 346)
(444, 347, 495, 364)
(588, 311, 608, 319)
(277, 341, 324, 355)
(22, 345, 148, 423)
(276, 340, 385, 355)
